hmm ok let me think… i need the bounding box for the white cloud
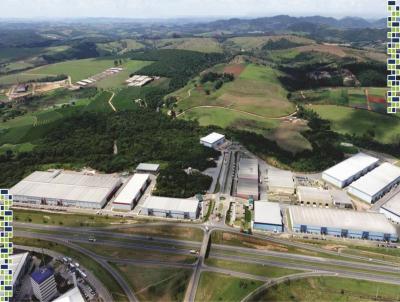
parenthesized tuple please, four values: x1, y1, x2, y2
(0, 0, 386, 19)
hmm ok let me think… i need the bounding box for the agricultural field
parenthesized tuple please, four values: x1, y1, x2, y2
(307, 104, 400, 144)
(151, 37, 223, 53)
(195, 272, 262, 302)
(251, 277, 400, 302)
(113, 264, 191, 302)
(96, 39, 145, 54)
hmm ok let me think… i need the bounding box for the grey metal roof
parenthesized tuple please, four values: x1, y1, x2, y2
(238, 158, 258, 179)
(237, 179, 259, 196)
(297, 186, 332, 204)
(289, 206, 397, 234)
(142, 196, 199, 213)
(381, 192, 400, 216)
(136, 163, 160, 172)
(268, 170, 294, 189)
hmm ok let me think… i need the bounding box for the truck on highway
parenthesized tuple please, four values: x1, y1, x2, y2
(88, 237, 96, 242)
(190, 250, 199, 255)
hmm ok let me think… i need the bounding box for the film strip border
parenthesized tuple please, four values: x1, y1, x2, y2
(0, 190, 13, 302)
(388, 0, 400, 113)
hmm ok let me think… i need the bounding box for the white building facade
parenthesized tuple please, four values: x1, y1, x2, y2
(112, 174, 150, 211)
(141, 196, 200, 219)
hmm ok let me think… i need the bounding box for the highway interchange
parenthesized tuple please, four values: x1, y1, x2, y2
(15, 218, 400, 302)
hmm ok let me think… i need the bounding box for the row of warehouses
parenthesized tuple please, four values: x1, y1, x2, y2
(125, 75, 155, 87)
(10, 164, 202, 220)
(252, 201, 398, 242)
(76, 67, 123, 87)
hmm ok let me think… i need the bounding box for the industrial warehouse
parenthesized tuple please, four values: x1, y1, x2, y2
(380, 192, 400, 224)
(10, 170, 122, 209)
(297, 186, 332, 207)
(267, 170, 295, 195)
(236, 157, 259, 200)
(322, 153, 379, 188)
(253, 201, 283, 232)
(348, 163, 400, 203)
(200, 132, 225, 149)
(289, 206, 398, 242)
(140, 196, 200, 219)
(112, 174, 150, 211)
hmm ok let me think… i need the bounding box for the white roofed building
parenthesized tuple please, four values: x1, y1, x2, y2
(136, 163, 160, 174)
(53, 287, 84, 302)
(297, 186, 332, 207)
(322, 153, 379, 188)
(253, 201, 283, 232)
(112, 174, 150, 211)
(289, 206, 398, 242)
(10, 170, 121, 209)
(200, 132, 225, 149)
(141, 196, 200, 220)
(348, 163, 400, 204)
(380, 192, 400, 224)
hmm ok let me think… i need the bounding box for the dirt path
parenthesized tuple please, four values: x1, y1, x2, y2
(108, 92, 117, 112)
(177, 105, 298, 120)
(365, 88, 371, 111)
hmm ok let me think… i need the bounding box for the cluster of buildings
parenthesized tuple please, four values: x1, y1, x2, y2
(76, 67, 123, 87)
(125, 75, 155, 87)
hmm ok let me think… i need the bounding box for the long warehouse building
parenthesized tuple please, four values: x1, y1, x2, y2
(289, 206, 398, 242)
(380, 192, 400, 224)
(11, 170, 121, 209)
(322, 153, 379, 188)
(141, 196, 200, 220)
(348, 163, 400, 204)
(112, 174, 150, 211)
(236, 157, 259, 200)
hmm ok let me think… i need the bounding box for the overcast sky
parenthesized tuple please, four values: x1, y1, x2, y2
(0, 0, 386, 19)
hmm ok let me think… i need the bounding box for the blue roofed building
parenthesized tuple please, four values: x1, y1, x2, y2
(30, 267, 58, 302)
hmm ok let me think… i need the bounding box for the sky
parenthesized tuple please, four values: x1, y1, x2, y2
(0, 0, 386, 20)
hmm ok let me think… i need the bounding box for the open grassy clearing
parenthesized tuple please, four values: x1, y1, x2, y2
(250, 277, 400, 302)
(223, 35, 314, 51)
(114, 226, 204, 242)
(205, 258, 303, 278)
(78, 243, 197, 264)
(14, 237, 128, 302)
(195, 272, 263, 302)
(97, 39, 145, 54)
(0, 58, 151, 85)
(307, 105, 400, 144)
(14, 209, 134, 227)
(112, 263, 191, 302)
(176, 63, 295, 119)
(152, 37, 223, 53)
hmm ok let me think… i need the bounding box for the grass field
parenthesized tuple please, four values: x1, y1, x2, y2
(205, 258, 302, 278)
(223, 35, 314, 51)
(78, 243, 197, 264)
(112, 264, 191, 302)
(152, 38, 223, 53)
(97, 39, 145, 54)
(251, 277, 400, 302)
(14, 209, 132, 227)
(14, 237, 128, 302)
(0, 58, 151, 85)
(195, 272, 262, 302)
(308, 105, 400, 144)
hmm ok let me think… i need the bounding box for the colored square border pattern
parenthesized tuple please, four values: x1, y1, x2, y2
(0, 190, 12, 302)
(388, 0, 400, 113)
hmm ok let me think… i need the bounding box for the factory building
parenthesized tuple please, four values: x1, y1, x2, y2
(141, 196, 200, 220)
(53, 287, 85, 302)
(236, 179, 259, 200)
(348, 163, 400, 204)
(289, 206, 398, 242)
(380, 192, 400, 224)
(236, 157, 259, 200)
(322, 153, 379, 188)
(112, 174, 150, 211)
(30, 267, 58, 302)
(330, 189, 353, 209)
(297, 186, 332, 207)
(200, 132, 225, 149)
(253, 201, 283, 232)
(136, 163, 160, 174)
(267, 170, 295, 195)
(9, 252, 30, 297)
(10, 170, 121, 209)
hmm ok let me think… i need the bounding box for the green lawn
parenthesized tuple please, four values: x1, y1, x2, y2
(97, 39, 145, 55)
(14, 237, 128, 302)
(250, 277, 400, 302)
(85, 91, 113, 112)
(153, 37, 223, 53)
(112, 263, 191, 302)
(195, 272, 262, 302)
(205, 258, 302, 278)
(308, 105, 400, 144)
